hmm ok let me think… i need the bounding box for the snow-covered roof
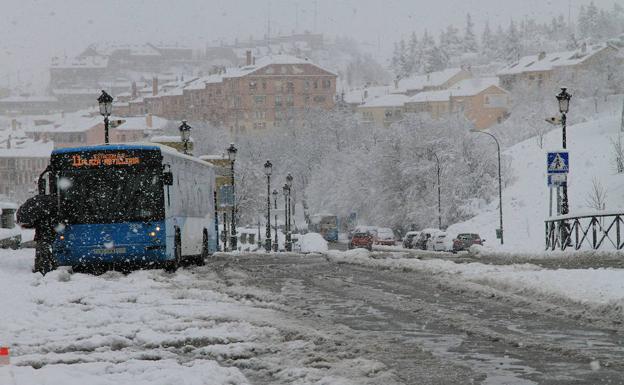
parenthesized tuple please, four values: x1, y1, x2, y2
(51, 88, 101, 96)
(396, 68, 467, 93)
(184, 74, 225, 90)
(359, 94, 409, 108)
(0, 95, 58, 103)
(113, 115, 169, 131)
(51, 55, 108, 69)
(0, 137, 54, 158)
(223, 54, 337, 78)
(343, 85, 393, 105)
(150, 135, 194, 143)
(24, 112, 100, 133)
(408, 77, 502, 103)
(497, 44, 610, 76)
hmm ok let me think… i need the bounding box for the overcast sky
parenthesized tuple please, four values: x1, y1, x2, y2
(0, 0, 618, 89)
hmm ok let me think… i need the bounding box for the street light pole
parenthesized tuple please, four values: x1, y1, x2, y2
(227, 143, 238, 250)
(285, 173, 293, 251)
(273, 189, 278, 251)
(471, 129, 504, 245)
(264, 160, 273, 252)
(429, 151, 442, 229)
(283, 184, 290, 251)
(97, 90, 113, 144)
(556, 88, 572, 215)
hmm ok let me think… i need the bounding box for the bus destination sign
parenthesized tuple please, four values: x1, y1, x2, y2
(71, 153, 141, 167)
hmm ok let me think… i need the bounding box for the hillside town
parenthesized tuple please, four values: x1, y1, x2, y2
(3, 1, 624, 384)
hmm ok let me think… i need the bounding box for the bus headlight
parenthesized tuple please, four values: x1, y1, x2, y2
(155, 226, 161, 231)
(59, 235, 65, 241)
(149, 231, 157, 237)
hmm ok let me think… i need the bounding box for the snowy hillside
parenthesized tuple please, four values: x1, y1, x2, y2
(448, 103, 624, 252)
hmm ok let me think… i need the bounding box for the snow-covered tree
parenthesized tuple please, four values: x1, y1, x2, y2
(463, 13, 478, 53)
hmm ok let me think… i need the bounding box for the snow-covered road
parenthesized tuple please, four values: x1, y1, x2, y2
(3, 249, 624, 384)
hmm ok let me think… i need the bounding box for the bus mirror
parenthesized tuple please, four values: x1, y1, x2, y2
(163, 171, 173, 186)
(38, 176, 47, 195)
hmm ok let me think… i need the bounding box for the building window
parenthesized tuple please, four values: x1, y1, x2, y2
(286, 81, 295, 94)
(274, 80, 283, 93)
(313, 80, 318, 89)
(254, 95, 266, 104)
(249, 81, 257, 91)
(304, 80, 310, 91)
(254, 110, 266, 119)
(313, 95, 326, 103)
(484, 94, 508, 108)
(286, 95, 294, 106)
(275, 95, 282, 107)
(262, 81, 267, 90)
(323, 79, 331, 89)
(254, 122, 266, 129)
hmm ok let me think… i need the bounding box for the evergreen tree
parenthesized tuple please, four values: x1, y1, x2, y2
(422, 30, 446, 73)
(407, 32, 421, 75)
(481, 21, 496, 60)
(505, 20, 522, 63)
(440, 24, 462, 58)
(463, 13, 478, 53)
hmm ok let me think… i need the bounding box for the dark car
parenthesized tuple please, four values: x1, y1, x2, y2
(402, 231, 420, 249)
(349, 232, 374, 251)
(452, 233, 484, 252)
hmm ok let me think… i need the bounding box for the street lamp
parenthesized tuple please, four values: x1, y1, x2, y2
(283, 183, 291, 251)
(285, 173, 293, 251)
(264, 160, 273, 252)
(427, 150, 442, 229)
(556, 87, 572, 215)
(272, 189, 279, 251)
(227, 143, 238, 250)
(471, 128, 504, 245)
(97, 90, 113, 144)
(178, 120, 192, 155)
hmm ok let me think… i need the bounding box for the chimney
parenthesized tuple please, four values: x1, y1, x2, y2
(146, 113, 153, 128)
(7, 135, 11, 149)
(246, 50, 252, 66)
(538, 51, 546, 60)
(152, 77, 159, 96)
(364, 90, 369, 100)
(252, 56, 256, 65)
(393, 79, 398, 89)
(11, 119, 17, 131)
(131, 81, 137, 98)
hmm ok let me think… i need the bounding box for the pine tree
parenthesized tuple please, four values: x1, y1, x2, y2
(408, 32, 421, 75)
(422, 30, 445, 73)
(480, 21, 496, 60)
(463, 13, 478, 53)
(505, 20, 522, 63)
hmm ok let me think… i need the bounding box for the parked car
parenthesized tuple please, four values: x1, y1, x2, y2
(402, 231, 420, 249)
(429, 232, 452, 251)
(349, 232, 374, 251)
(414, 228, 442, 250)
(452, 233, 484, 252)
(375, 227, 395, 246)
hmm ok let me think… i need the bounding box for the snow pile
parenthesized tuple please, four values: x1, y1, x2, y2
(448, 111, 624, 252)
(298, 232, 329, 253)
(325, 250, 624, 322)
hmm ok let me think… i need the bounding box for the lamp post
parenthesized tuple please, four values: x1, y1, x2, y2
(227, 143, 238, 250)
(272, 189, 279, 251)
(179, 120, 192, 155)
(97, 90, 113, 144)
(264, 160, 272, 252)
(428, 150, 442, 229)
(556, 88, 571, 215)
(283, 184, 291, 251)
(286, 173, 293, 251)
(471, 129, 504, 245)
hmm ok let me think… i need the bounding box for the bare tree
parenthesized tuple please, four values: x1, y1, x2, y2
(585, 177, 607, 212)
(610, 134, 624, 174)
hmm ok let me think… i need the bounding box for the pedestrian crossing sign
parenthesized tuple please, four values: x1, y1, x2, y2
(547, 151, 569, 174)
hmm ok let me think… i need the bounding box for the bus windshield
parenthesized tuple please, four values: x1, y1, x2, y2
(58, 168, 164, 224)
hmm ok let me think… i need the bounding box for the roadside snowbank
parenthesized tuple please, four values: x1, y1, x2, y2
(298, 232, 328, 253)
(325, 250, 624, 322)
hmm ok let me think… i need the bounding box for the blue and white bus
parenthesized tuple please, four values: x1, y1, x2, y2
(36, 143, 217, 270)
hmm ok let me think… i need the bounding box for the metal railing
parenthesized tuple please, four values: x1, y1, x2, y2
(545, 212, 624, 251)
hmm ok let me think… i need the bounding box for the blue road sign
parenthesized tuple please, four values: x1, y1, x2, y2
(547, 151, 569, 174)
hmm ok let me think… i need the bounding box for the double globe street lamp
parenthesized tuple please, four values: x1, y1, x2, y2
(179, 120, 192, 155)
